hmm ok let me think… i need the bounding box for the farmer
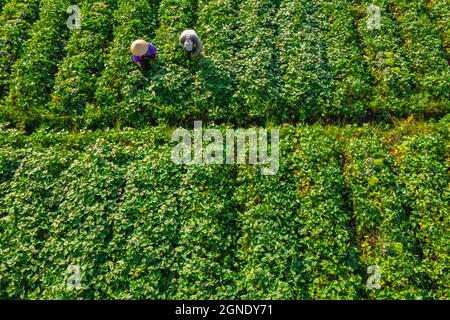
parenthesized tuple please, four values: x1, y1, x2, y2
(130, 39, 157, 68)
(179, 29, 203, 58)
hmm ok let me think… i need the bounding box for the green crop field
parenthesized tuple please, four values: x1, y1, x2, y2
(0, 0, 448, 300)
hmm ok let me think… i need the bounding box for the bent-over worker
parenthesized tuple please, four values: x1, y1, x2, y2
(130, 39, 157, 68)
(179, 29, 203, 58)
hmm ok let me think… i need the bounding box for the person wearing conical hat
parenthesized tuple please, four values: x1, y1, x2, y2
(130, 39, 157, 68)
(179, 29, 203, 58)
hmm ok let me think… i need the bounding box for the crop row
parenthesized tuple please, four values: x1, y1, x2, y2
(389, 0, 450, 114)
(427, 0, 449, 57)
(0, 147, 82, 298)
(0, 0, 40, 101)
(275, 0, 334, 122)
(232, 139, 305, 299)
(231, 0, 281, 124)
(393, 133, 449, 298)
(141, 0, 198, 125)
(92, 0, 161, 128)
(191, 0, 240, 123)
(174, 164, 238, 299)
(0, 119, 448, 299)
(5, 0, 72, 130)
(353, 0, 416, 116)
(290, 127, 361, 298)
(7, 0, 70, 128)
(230, 127, 363, 299)
(103, 148, 184, 299)
(48, 0, 117, 128)
(314, 0, 371, 120)
(342, 129, 429, 299)
(0, 0, 449, 129)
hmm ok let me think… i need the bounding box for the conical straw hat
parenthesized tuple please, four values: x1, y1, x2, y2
(131, 39, 148, 56)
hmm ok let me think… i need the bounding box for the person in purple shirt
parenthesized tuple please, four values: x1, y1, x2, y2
(130, 39, 157, 68)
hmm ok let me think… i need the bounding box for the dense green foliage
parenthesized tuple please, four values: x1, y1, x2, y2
(91, 0, 160, 127)
(0, 118, 448, 299)
(354, 0, 415, 116)
(49, 0, 117, 126)
(428, 0, 450, 57)
(276, 0, 333, 121)
(5, 0, 72, 129)
(394, 133, 449, 298)
(232, 0, 281, 123)
(390, 0, 449, 114)
(0, 0, 448, 300)
(343, 129, 428, 299)
(0, 0, 40, 100)
(142, 0, 197, 125)
(0, 0, 449, 129)
(192, 0, 239, 123)
(315, 0, 371, 120)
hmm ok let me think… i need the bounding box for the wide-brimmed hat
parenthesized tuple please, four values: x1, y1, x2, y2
(130, 39, 148, 56)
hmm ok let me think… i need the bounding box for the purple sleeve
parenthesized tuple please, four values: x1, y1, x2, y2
(132, 55, 142, 62)
(146, 43, 157, 57)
